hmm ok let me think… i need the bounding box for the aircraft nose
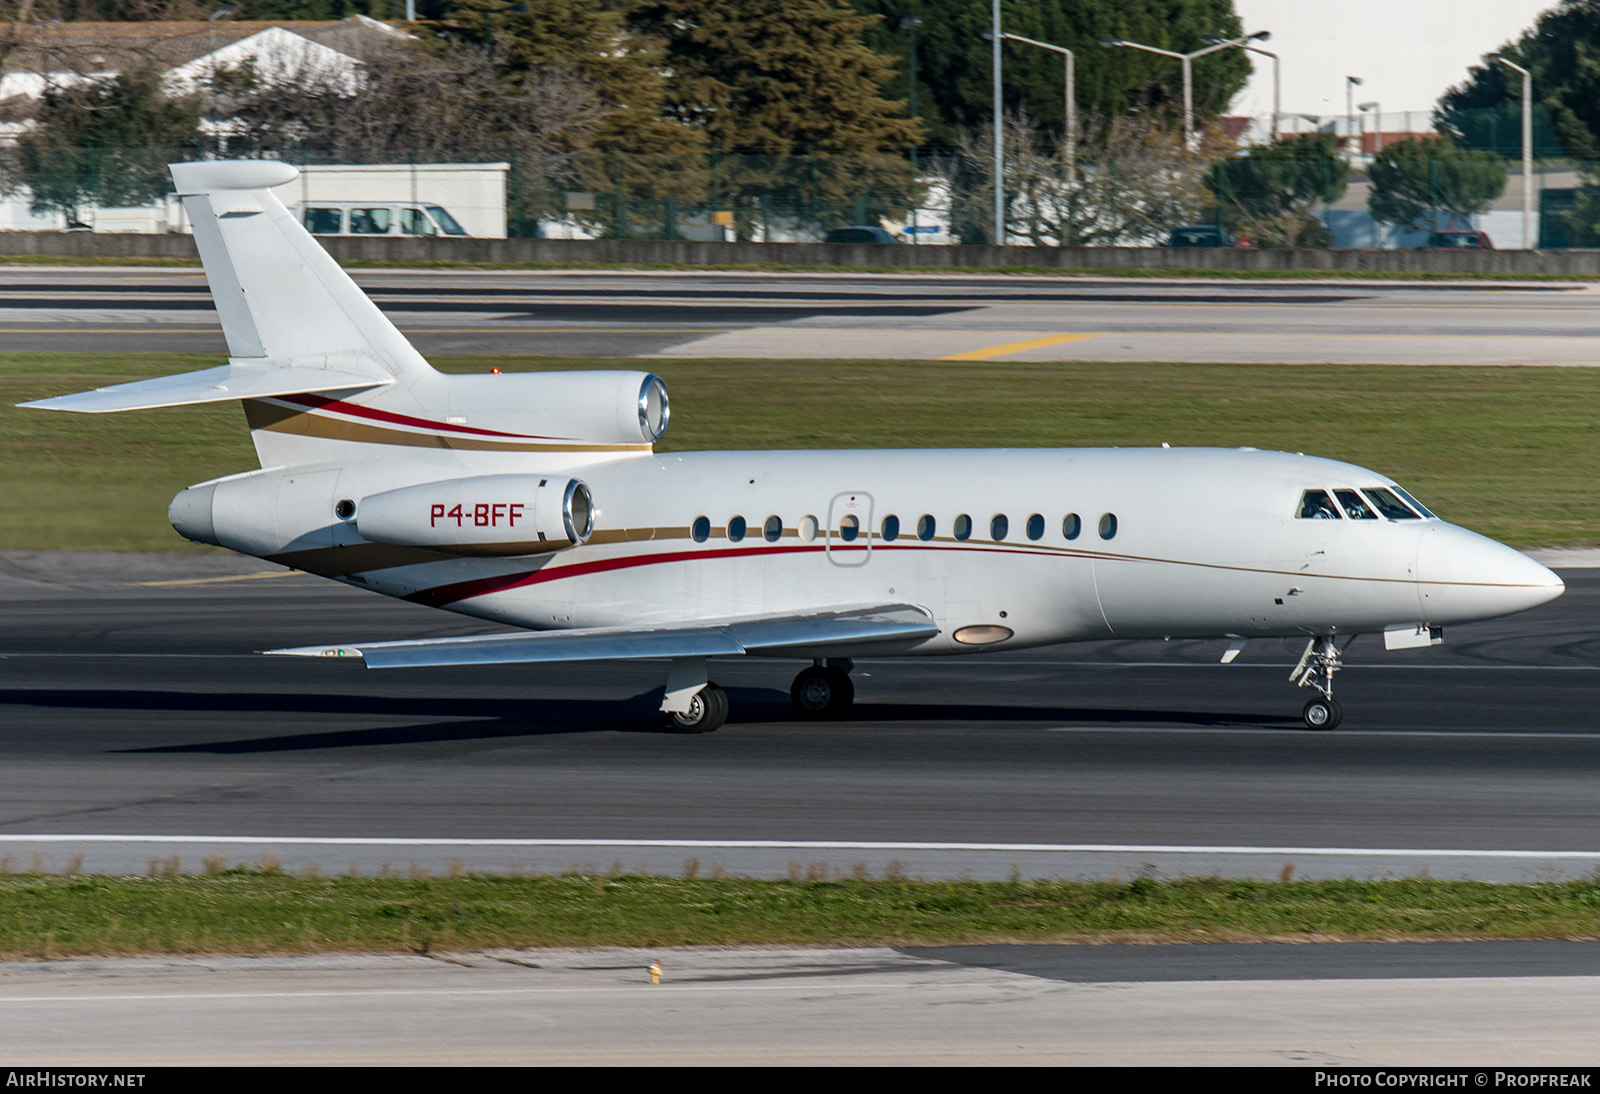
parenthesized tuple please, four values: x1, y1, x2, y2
(1415, 524, 1564, 624)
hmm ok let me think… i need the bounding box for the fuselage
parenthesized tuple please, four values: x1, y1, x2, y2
(171, 445, 1562, 657)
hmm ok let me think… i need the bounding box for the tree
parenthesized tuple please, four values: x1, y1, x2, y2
(8, 64, 203, 222)
(852, 0, 1250, 149)
(628, 0, 921, 233)
(1209, 132, 1346, 247)
(946, 110, 1230, 246)
(1437, 0, 1594, 158)
(1367, 136, 1506, 233)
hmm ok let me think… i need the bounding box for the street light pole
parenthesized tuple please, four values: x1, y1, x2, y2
(1487, 53, 1535, 250)
(1000, 32, 1075, 179)
(1345, 76, 1362, 163)
(1102, 31, 1269, 151)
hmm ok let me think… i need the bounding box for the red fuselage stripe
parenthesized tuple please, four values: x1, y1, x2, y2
(275, 393, 567, 441)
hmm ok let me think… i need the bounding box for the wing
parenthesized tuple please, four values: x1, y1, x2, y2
(266, 604, 939, 669)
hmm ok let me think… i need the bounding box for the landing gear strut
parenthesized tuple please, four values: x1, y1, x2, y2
(1291, 635, 1345, 730)
(790, 659, 854, 719)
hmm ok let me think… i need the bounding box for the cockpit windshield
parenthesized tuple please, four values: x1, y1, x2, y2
(1362, 487, 1421, 520)
(1390, 484, 1435, 519)
(1296, 483, 1435, 521)
(1334, 489, 1377, 520)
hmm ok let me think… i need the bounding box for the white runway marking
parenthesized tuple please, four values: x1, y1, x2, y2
(0, 835, 1593, 860)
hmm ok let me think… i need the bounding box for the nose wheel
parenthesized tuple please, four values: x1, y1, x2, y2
(1301, 696, 1342, 730)
(1291, 635, 1348, 730)
(790, 661, 854, 719)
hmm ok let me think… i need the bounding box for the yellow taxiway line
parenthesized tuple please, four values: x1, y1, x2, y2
(940, 332, 1102, 361)
(135, 571, 294, 587)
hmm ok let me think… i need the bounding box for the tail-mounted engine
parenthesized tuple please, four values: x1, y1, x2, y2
(356, 474, 594, 555)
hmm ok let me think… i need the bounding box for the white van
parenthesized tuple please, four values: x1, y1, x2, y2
(295, 201, 470, 238)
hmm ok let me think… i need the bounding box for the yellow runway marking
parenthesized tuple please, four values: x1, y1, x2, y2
(940, 333, 1102, 360)
(135, 571, 294, 587)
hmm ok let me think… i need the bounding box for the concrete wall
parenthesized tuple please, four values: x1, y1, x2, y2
(7, 229, 1600, 275)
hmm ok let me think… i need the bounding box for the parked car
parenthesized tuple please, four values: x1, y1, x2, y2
(1420, 230, 1493, 250)
(296, 201, 470, 238)
(1163, 224, 1237, 247)
(823, 225, 898, 243)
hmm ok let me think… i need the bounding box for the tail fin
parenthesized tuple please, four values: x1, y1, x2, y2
(172, 160, 432, 376)
(20, 160, 430, 417)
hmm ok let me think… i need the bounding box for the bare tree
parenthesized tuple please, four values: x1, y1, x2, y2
(947, 111, 1229, 246)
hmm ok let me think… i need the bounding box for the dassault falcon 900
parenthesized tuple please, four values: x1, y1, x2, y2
(22, 161, 1564, 732)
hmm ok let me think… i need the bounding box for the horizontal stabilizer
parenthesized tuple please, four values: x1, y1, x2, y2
(267, 604, 939, 669)
(19, 358, 393, 413)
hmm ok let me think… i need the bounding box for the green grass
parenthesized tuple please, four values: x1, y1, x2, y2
(0, 873, 1597, 957)
(6, 353, 1596, 550)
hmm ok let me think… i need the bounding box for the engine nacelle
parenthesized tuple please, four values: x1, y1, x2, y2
(443, 370, 669, 446)
(355, 474, 594, 556)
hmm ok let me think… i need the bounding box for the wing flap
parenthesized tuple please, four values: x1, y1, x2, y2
(267, 604, 939, 669)
(19, 358, 393, 413)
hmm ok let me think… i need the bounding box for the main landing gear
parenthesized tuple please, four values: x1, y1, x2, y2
(790, 660, 855, 719)
(1291, 635, 1347, 730)
(660, 657, 857, 732)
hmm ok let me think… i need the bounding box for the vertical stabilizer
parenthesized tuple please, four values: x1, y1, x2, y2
(170, 160, 433, 378)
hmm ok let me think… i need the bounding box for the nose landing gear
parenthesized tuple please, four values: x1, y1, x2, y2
(1292, 635, 1346, 730)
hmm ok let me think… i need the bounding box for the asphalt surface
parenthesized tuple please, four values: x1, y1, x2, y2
(8, 266, 1600, 362)
(4, 944, 1599, 1066)
(0, 552, 1592, 882)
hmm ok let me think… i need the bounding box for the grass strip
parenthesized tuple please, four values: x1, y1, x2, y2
(4, 354, 1599, 550)
(1, 873, 1597, 957)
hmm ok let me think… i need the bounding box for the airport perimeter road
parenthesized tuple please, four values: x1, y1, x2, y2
(6, 266, 1600, 363)
(0, 553, 1594, 882)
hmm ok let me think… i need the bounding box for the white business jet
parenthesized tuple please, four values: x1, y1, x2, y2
(22, 161, 1564, 732)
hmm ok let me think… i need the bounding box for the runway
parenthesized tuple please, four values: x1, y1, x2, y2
(6, 266, 1600, 363)
(0, 552, 1593, 882)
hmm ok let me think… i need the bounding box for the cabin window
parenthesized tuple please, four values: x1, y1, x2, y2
(1392, 485, 1436, 519)
(989, 514, 1008, 541)
(917, 514, 936, 541)
(954, 514, 972, 541)
(1026, 513, 1045, 541)
(1335, 489, 1377, 520)
(839, 514, 860, 542)
(728, 516, 747, 542)
(1063, 513, 1081, 540)
(1098, 513, 1118, 540)
(1297, 489, 1341, 520)
(798, 515, 819, 542)
(692, 516, 711, 542)
(763, 515, 782, 542)
(881, 514, 900, 541)
(1363, 487, 1421, 520)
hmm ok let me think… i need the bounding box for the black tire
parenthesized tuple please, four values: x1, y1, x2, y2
(1302, 697, 1342, 731)
(668, 682, 728, 733)
(790, 666, 855, 719)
